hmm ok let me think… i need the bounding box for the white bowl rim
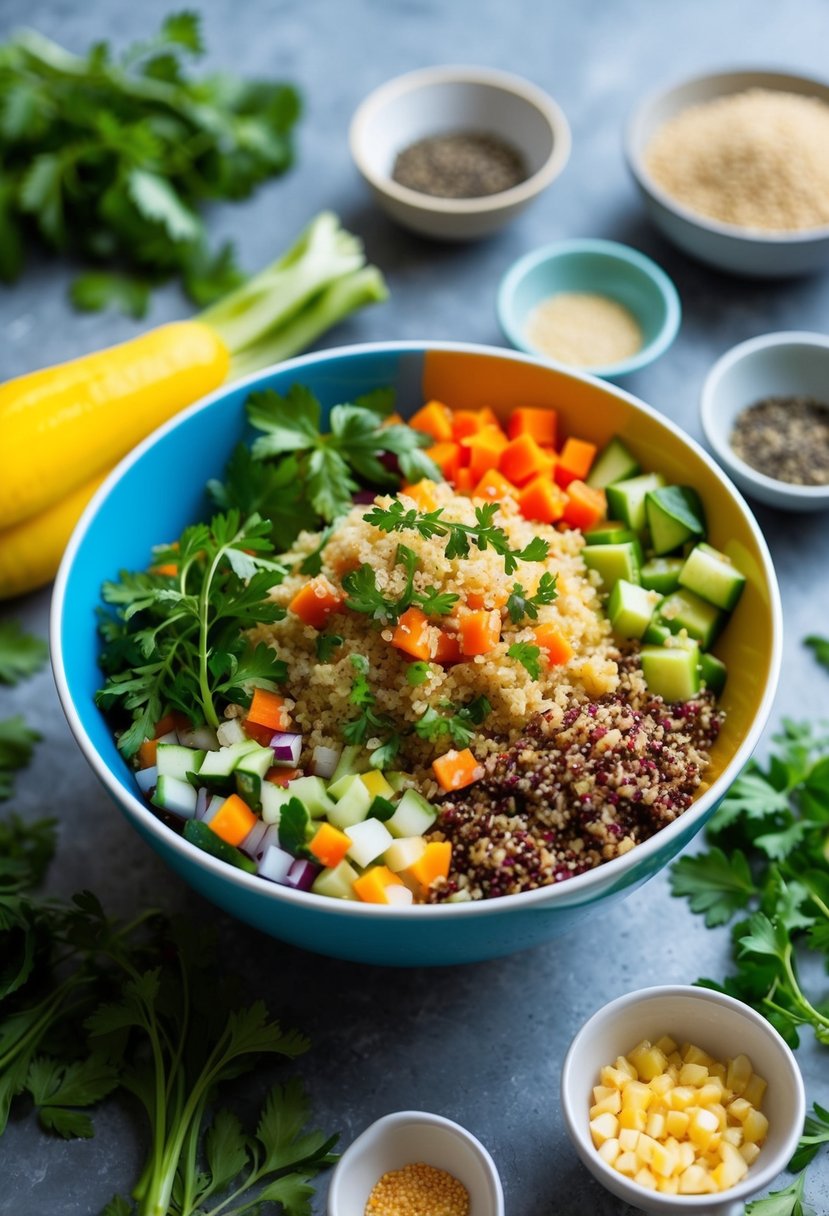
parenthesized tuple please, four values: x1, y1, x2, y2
(496, 237, 682, 377)
(326, 1108, 504, 1215)
(348, 64, 571, 215)
(625, 65, 829, 245)
(701, 330, 829, 502)
(560, 983, 807, 1209)
(50, 339, 783, 923)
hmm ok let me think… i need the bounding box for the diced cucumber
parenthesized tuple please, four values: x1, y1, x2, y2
(384, 836, 427, 872)
(327, 772, 362, 801)
(199, 740, 259, 788)
(585, 523, 637, 545)
(183, 819, 257, 872)
(345, 818, 394, 868)
(582, 541, 641, 591)
(640, 557, 684, 595)
(641, 641, 701, 702)
(328, 778, 372, 829)
(385, 772, 412, 793)
(156, 744, 205, 782)
(679, 543, 746, 611)
(234, 746, 276, 808)
(260, 782, 292, 825)
(152, 774, 199, 819)
(645, 486, 706, 555)
(642, 618, 672, 646)
(608, 580, 662, 640)
(586, 437, 641, 489)
(606, 472, 665, 532)
(179, 724, 219, 751)
(699, 651, 728, 696)
(329, 743, 370, 784)
(311, 859, 360, 900)
(660, 589, 725, 650)
(386, 789, 437, 839)
(286, 775, 335, 819)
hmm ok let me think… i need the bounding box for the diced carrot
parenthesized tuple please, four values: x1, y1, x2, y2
(518, 475, 568, 524)
(534, 623, 575, 666)
(472, 469, 519, 502)
(465, 590, 508, 609)
(562, 480, 606, 530)
(454, 467, 474, 493)
(353, 865, 405, 904)
(459, 608, 501, 655)
(507, 406, 558, 447)
(408, 400, 454, 442)
(401, 479, 438, 511)
(499, 433, 551, 485)
(138, 738, 158, 769)
(432, 749, 482, 792)
(308, 822, 352, 868)
(555, 437, 598, 488)
(426, 440, 463, 481)
(381, 412, 405, 427)
(433, 629, 462, 665)
(207, 793, 257, 847)
(244, 720, 277, 747)
(247, 688, 288, 732)
(154, 712, 188, 738)
(152, 562, 179, 577)
(265, 766, 301, 787)
(288, 575, 344, 630)
(463, 426, 509, 480)
(451, 409, 486, 441)
(402, 840, 453, 891)
(391, 606, 433, 661)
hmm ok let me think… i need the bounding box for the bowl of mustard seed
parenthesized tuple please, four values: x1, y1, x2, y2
(349, 65, 570, 240)
(701, 331, 829, 511)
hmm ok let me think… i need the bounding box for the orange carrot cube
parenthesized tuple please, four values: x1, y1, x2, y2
(499, 433, 551, 485)
(459, 609, 501, 655)
(555, 437, 598, 488)
(247, 688, 289, 732)
(463, 426, 509, 480)
(353, 865, 405, 904)
(432, 749, 482, 792)
(308, 822, 352, 868)
(391, 606, 433, 661)
(472, 469, 518, 502)
(265, 767, 301, 787)
(408, 400, 454, 442)
(426, 440, 463, 481)
(288, 576, 344, 630)
(154, 712, 188, 738)
(518, 475, 568, 524)
(401, 479, 439, 511)
(401, 840, 453, 892)
(507, 406, 558, 447)
(433, 629, 462, 665)
(534, 623, 574, 666)
(454, 467, 474, 493)
(562, 480, 606, 530)
(138, 738, 159, 769)
(208, 794, 257, 847)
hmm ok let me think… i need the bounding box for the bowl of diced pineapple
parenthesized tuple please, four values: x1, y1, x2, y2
(560, 985, 805, 1214)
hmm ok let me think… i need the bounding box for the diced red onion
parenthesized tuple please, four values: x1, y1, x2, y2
(379, 451, 400, 474)
(312, 745, 340, 779)
(352, 489, 378, 504)
(257, 843, 294, 884)
(179, 724, 219, 751)
(283, 858, 319, 891)
(135, 765, 158, 794)
(240, 818, 270, 858)
(269, 731, 302, 765)
(201, 795, 226, 825)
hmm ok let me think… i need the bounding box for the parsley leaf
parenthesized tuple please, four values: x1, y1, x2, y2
(805, 635, 829, 671)
(791, 1102, 829, 1172)
(506, 572, 559, 623)
(341, 656, 401, 767)
(0, 622, 48, 685)
(278, 799, 311, 857)
(507, 641, 542, 681)
(415, 696, 491, 748)
(745, 1172, 815, 1216)
(669, 847, 757, 927)
(406, 661, 431, 686)
(315, 634, 343, 663)
(0, 716, 40, 800)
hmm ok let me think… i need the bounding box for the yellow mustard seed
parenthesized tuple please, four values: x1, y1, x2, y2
(364, 1161, 470, 1216)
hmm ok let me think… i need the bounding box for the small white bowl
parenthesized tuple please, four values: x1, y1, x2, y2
(626, 68, 829, 277)
(701, 331, 829, 511)
(327, 1110, 504, 1216)
(349, 65, 570, 241)
(561, 985, 805, 1216)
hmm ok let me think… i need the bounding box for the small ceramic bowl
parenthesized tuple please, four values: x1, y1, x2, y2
(497, 238, 681, 378)
(701, 331, 829, 511)
(349, 65, 570, 240)
(561, 985, 806, 1216)
(327, 1110, 504, 1216)
(626, 68, 829, 277)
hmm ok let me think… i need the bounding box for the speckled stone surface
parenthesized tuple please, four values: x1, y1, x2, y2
(1, 1, 829, 1213)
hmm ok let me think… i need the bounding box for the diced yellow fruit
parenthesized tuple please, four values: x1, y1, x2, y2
(619, 1128, 640, 1151)
(614, 1151, 638, 1177)
(590, 1090, 622, 1118)
(712, 1142, 749, 1189)
(590, 1112, 619, 1147)
(668, 1086, 697, 1111)
(598, 1137, 621, 1166)
(728, 1097, 753, 1123)
(601, 1064, 632, 1090)
(678, 1163, 714, 1194)
(668, 1051, 683, 1068)
(650, 1140, 678, 1179)
(679, 1061, 709, 1087)
(622, 1081, 654, 1112)
(743, 1073, 768, 1108)
(689, 1106, 720, 1152)
(743, 1107, 769, 1145)
(666, 1063, 680, 1082)
(593, 1084, 616, 1104)
(710, 1061, 727, 1081)
(709, 1102, 728, 1130)
(619, 1107, 647, 1132)
(740, 1142, 761, 1166)
(657, 1177, 679, 1194)
(359, 770, 395, 799)
(636, 1133, 658, 1164)
(677, 1141, 696, 1170)
(683, 1043, 715, 1068)
(697, 1080, 725, 1106)
(649, 1073, 674, 1096)
(655, 1035, 678, 1055)
(723, 1126, 743, 1147)
(646, 1112, 666, 1140)
(634, 1167, 658, 1190)
(629, 1041, 668, 1082)
(665, 1110, 690, 1138)
(615, 1054, 638, 1079)
(726, 1053, 753, 1096)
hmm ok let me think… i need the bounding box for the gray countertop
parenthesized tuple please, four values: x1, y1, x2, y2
(2, 1, 829, 1213)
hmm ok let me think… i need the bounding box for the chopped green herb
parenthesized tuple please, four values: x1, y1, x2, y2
(0, 715, 41, 800)
(277, 798, 311, 857)
(791, 1102, 829, 1172)
(341, 655, 401, 768)
(0, 622, 48, 685)
(745, 1172, 814, 1216)
(406, 661, 432, 687)
(506, 641, 542, 681)
(415, 696, 491, 748)
(343, 546, 458, 624)
(506, 572, 558, 624)
(804, 635, 829, 671)
(315, 633, 344, 663)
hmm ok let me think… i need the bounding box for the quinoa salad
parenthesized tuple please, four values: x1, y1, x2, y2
(96, 387, 743, 906)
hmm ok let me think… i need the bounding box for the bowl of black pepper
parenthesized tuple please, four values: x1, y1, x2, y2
(349, 65, 570, 240)
(701, 331, 829, 511)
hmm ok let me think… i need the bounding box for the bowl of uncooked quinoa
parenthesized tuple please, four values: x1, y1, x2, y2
(626, 69, 829, 277)
(53, 342, 782, 966)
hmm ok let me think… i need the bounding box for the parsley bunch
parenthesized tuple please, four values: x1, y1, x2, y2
(0, 15, 301, 313)
(343, 544, 459, 623)
(414, 696, 492, 748)
(0, 620, 47, 799)
(96, 511, 287, 755)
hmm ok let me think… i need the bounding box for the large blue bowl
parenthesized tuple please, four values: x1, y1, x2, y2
(51, 342, 781, 966)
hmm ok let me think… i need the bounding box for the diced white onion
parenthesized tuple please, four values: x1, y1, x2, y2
(386, 884, 414, 906)
(217, 718, 247, 747)
(179, 724, 220, 751)
(195, 787, 210, 819)
(156, 730, 179, 745)
(257, 844, 294, 884)
(135, 765, 158, 793)
(240, 819, 270, 858)
(284, 858, 318, 891)
(312, 745, 340, 779)
(201, 795, 226, 825)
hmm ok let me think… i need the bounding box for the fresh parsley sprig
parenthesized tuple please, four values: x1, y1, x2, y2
(343, 545, 459, 624)
(507, 641, 543, 681)
(506, 573, 559, 623)
(341, 655, 402, 769)
(0, 621, 48, 685)
(363, 499, 549, 576)
(414, 696, 492, 748)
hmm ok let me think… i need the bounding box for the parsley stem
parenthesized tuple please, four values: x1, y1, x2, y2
(197, 524, 250, 730)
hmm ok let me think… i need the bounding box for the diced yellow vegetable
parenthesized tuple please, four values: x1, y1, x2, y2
(634, 1167, 658, 1190)
(628, 1041, 669, 1082)
(678, 1163, 714, 1194)
(712, 1142, 749, 1189)
(728, 1097, 753, 1123)
(650, 1141, 678, 1179)
(646, 1111, 666, 1140)
(593, 1084, 616, 1104)
(614, 1055, 638, 1080)
(679, 1062, 709, 1087)
(668, 1085, 697, 1111)
(619, 1107, 647, 1132)
(657, 1177, 679, 1194)
(655, 1035, 678, 1055)
(615, 1151, 638, 1176)
(649, 1073, 674, 1096)
(665, 1109, 690, 1138)
(743, 1073, 768, 1108)
(740, 1142, 761, 1166)
(688, 1107, 720, 1152)
(359, 770, 395, 800)
(743, 1108, 769, 1145)
(726, 1054, 752, 1096)
(598, 1137, 621, 1166)
(622, 1081, 653, 1112)
(589, 1112, 619, 1147)
(601, 1064, 633, 1090)
(590, 1090, 622, 1118)
(618, 1128, 640, 1152)
(697, 1080, 726, 1106)
(723, 1126, 744, 1147)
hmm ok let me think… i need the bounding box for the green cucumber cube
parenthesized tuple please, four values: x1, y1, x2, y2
(327, 772, 362, 801)
(152, 774, 199, 819)
(286, 775, 335, 819)
(642, 618, 672, 646)
(640, 557, 684, 595)
(679, 543, 746, 611)
(385, 772, 413, 793)
(699, 651, 728, 696)
(660, 589, 725, 650)
(386, 789, 437, 839)
(585, 523, 637, 546)
(260, 783, 292, 825)
(156, 744, 205, 782)
(384, 836, 427, 872)
(234, 746, 276, 808)
(328, 778, 372, 829)
(344, 818, 394, 868)
(582, 541, 641, 591)
(645, 486, 706, 555)
(311, 859, 360, 900)
(608, 580, 662, 639)
(329, 743, 370, 784)
(199, 740, 259, 788)
(586, 437, 641, 489)
(605, 472, 665, 532)
(641, 641, 701, 702)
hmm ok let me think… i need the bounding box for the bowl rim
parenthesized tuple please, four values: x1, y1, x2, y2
(625, 66, 829, 246)
(560, 984, 807, 1209)
(348, 64, 571, 215)
(700, 330, 829, 502)
(496, 237, 682, 377)
(51, 339, 783, 923)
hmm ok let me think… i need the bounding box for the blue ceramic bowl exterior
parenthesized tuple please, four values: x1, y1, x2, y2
(52, 342, 779, 967)
(497, 238, 681, 378)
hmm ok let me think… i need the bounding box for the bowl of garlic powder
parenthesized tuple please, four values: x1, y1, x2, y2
(497, 237, 681, 379)
(626, 68, 829, 277)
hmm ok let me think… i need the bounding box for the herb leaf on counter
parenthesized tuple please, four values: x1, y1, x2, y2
(0, 715, 41, 800)
(745, 1172, 815, 1216)
(0, 622, 48, 685)
(791, 1103, 829, 1173)
(804, 635, 829, 671)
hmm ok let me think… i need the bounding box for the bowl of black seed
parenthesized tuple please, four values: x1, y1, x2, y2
(701, 331, 829, 511)
(349, 65, 570, 240)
